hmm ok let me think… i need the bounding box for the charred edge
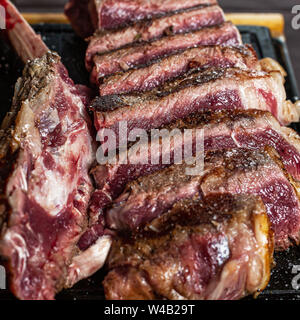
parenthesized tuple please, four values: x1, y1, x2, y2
(97, 3, 217, 33)
(91, 67, 231, 112)
(94, 21, 236, 59)
(141, 194, 250, 237)
(116, 194, 257, 241)
(0, 52, 58, 156)
(154, 67, 228, 97)
(101, 44, 257, 80)
(0, 52, 58, 229)
(162, 109, 265, 131)
(90, 4, 224, 52)
(90, 95, 128, 112)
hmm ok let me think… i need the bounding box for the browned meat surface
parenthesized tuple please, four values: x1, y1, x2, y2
(90, 22, 242, 81)
(104, 194, 274, 300)
(92, 68, 298, 145)
(85, 5, 225, 69)
(106, 148, 300, 250)
(65, 0, 218, 37)
(99, 45, 259, 95)
(0, 52, 95, 300)
(89, 110, 300, 224)
(3, 0, 300, 301)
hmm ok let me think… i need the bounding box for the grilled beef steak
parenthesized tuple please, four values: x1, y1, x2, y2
(0, 1, 112, 300)
(0, 51, 95, 300)
(85, 5, 225, 70)
(3, 0, 300, 301)
(86, 109, 300, 249)
(90, 22, 241, 81)
(106, 148, 300, 250)
(65, 0, 218, 37)
(90, 110, 300, 213)
(92, 68, 298, 143)
(104, 194, 274, 300)
(99, 45, 259, 95)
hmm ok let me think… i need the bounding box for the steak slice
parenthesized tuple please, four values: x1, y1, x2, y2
(65, 0, 218, 37)
(99, 45, 259, 95)
(91, 109, 300, 206)
(85, 5, 225, 70)
(85, 109, 300, 253)
(0, 1, 107, 300)
(92, 68, 299, 141)
(106, 148, 300, 250)
(90, 22, 242, 82)
(104, 194, 274, 300)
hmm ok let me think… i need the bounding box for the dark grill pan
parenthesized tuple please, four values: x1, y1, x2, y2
(0, 24, 300, 300)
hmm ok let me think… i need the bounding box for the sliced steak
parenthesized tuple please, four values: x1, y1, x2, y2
(90, 22, 242, 82)
(86, 109, 300, 253)
(104, 194, 274, 300)
(99, 45, 259, 95)
(92, 68, 299, 143)
(91, 109, 300, 206)
(0, 1, 109, 300)
(65, 0, 218, 37)
(85, 5, 225, 70)
(106, 148, 300, 250)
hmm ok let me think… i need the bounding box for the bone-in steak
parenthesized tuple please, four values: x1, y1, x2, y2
(0, 52, 95, 300)
(0, 0, 108, 300)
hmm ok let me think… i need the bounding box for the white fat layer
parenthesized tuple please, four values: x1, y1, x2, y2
(66, 236, 112, 287)
(230, 131, 241, 148)
(25, 80, 91, 217)
(3, 231, 29, 276)
(31, 165, 70, 216)
(7, 164, 28, 197)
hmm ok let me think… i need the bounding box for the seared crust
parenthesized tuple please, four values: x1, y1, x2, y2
(86, 5, 226, 68)
(99, 45, 259, 95)
(91, 68, 270, 112)
(0, 50, 95, 300)
(0, 51, 58, 158)
(105, 193, 274, 300)
(92, 65, 299, 129)
(106, 147, 300, 250)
